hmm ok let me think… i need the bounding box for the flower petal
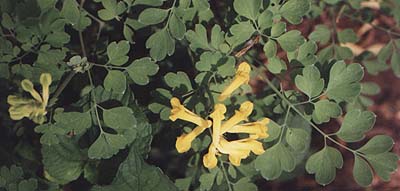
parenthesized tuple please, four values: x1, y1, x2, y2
(21, 79, 43, 103)
(220, 101, 254, 133)
(169, 97, 211, 127)
(203, 145, 218, 169)
(218, 62, 251, 102)
(227, 118, 270, 138)
(175, 125, 209, 153)
(210, 104, 226, 146)
(40, 73, 52, 107)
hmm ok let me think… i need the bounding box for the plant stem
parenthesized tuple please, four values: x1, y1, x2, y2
(258, 71, 359, 154)
(343, 13, 400, 37)
(87, 70, 104, 133)
(48, 71, 76, 106)
(218, 159, 233, 191)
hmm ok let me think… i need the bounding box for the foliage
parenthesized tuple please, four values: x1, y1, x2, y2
(0, 0, 399, 190)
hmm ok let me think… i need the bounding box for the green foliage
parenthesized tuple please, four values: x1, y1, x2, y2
(91, 148, 178, 191)
(0, 0, 399, 190)
(0, 165, 38, 191)
(306, 146, 343, 185)
(336, 110, 376, 142)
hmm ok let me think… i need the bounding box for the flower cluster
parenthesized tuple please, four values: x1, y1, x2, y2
(8, 73, 52, 124)
(170, 62, 270, 169)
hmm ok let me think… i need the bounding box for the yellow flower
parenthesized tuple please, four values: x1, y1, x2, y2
(8, 73, 52, 124)
(218, 62, 251, 102)
(170, 97, 212, 153)
(170, 97, 211, 127)
(170, 62, 270, 169)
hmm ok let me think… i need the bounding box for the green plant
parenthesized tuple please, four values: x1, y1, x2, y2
(0, 0, 399, 190)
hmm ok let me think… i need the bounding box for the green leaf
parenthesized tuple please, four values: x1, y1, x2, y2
(377, 41, 393, 63)
(107, 40, 130, 66)
(264, 40, 277, 58)
(228, 165, 237, 179)
(255, 143, 296, 180)
(280, 0, 311, 24)
(54, 111, 92, 134)
(277, 30, 305, 52)
(103, 107, 136, 130)
(98, 0, 126, 21)
(0, 165, 37, 191)
(312, 100, 342, 124)
(267, 57, 287, 74)
(199, 171, 217, 191)
(226, 21, 256, 48)
(263, 120, 281, 142)
(138, 8, 168, 25)
(91, 148, 178, 191)
(357, 135, 394, 155)
(210, 25, 225, 50)
(361, 82, 380, 95)
(17, 178, 38, 191)
(61, 0, 91, 31)
(185, 24, 212, 51)
(309, 25, 331, 45)
(353, 155, 373, 187)
(88, 132, 129, 159)
(337, 29, 358, 43)
(257, 10, 273, 30)
(233, 177, 257, 191)
(365, 152, 399, 181)
(334, 45, 353, 60)
(104, 70, 126, 94)
(45, 31, 70, 48)
(296, 40, 318, 65)
(326, 61, 364, 102)
(271, 22, 286, 37)
(164, 71, 193, 90)
(146, 29, 175, 61)
(126, 57, 159, 85)
(123, 24, 134, 43)
(1, 13, 14, 29)
(295, 65, 324, 98)
(168, 13, 186, 40)
(285, 128, 309, 151)
(233, 0, 261, 20)
(195, 52, 235, 77)
(42, 138, 85, 184)
(175, 177, 191, 191)
(35, 124, 67, 146)
(336, 110, 376, 142)
(305, 146, 343, 185)
(391, 50, 400, 77)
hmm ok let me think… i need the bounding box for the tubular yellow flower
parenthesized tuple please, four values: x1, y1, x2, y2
(170, 97, 211, 127)
(220, 101, 253, 133)
(176, 125, 209, 153)
(209, 104, 226, 146)
(7, 73, 52, 124)
(40, 73, 52, 108)
(218, 138, 265, 166)
(21, 79, 43, 102)
(227, 118, 270, 139)
(170, 62, 271, 169)
(203, 145, 218, 169)
(218, 62, 251, 102)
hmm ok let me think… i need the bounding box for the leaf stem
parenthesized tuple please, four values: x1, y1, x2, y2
(48, 71, 76, 106)
(87, 69, 104, 133)
(258, 69, 360, 155)
(342, 13, 400, 37)
(218, 158, 234, 191)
